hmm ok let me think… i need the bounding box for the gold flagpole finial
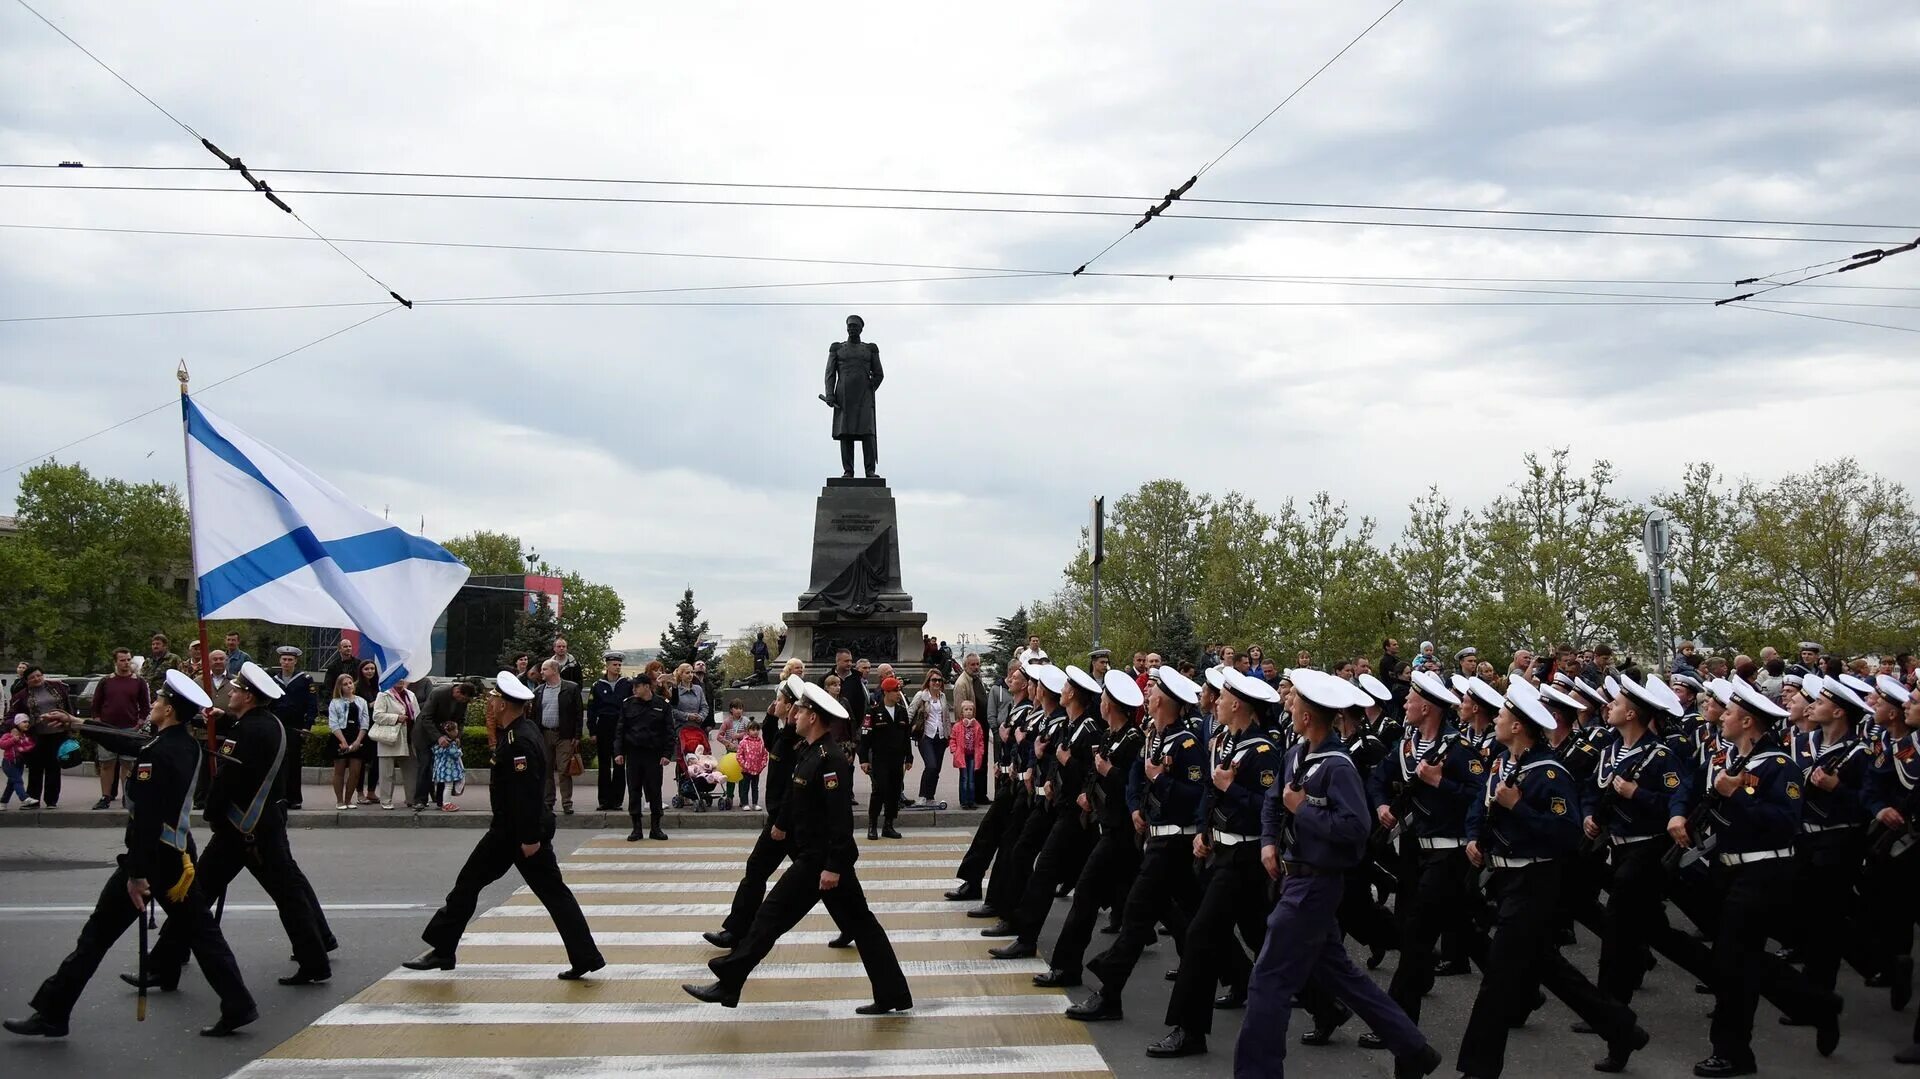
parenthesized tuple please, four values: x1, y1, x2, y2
(177, 359, 190, 393)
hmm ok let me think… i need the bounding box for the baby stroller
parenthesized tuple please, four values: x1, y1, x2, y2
(675, 752, 720, 811)
(671, 725, 715, 810)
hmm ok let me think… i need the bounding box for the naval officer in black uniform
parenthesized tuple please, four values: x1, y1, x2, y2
(6, 671, 258, 1039)
(405, 670, 605, 979)
(859, 675, 913, 839)
(685, 677, 912, 1013)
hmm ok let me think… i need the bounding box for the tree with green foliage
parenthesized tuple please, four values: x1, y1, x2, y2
(719, 621, 783, 684)
(1390, 487, 1471, 652)
(659, 587, 718, 670)
(2, 462, 194, 671)
(441, 530, 530, 576)
(982, 606, 1031, 672)
(1649, 462, 1753, 651)
(556, 571, 625, 670)
(501, 592, 560, 670)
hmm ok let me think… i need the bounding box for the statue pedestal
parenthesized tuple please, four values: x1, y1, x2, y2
(774, 477, 928, 682)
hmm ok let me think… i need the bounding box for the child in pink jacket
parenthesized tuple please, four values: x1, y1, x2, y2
(2, 715, 35, 806)
(948, 701, 986, 809)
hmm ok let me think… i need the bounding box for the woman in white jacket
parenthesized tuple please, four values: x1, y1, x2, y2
(372, 679, 420, 810)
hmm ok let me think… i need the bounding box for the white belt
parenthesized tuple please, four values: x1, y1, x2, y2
(1212, 830, 1257, 846)
(1610, 833, 1661, 846)
(1416, 837, 1466, 850)
(1801, 822, 1860, 834)
(1718, 847, 1793, 866)
(1149, 824, 1198, 837)
(1488, 854, 1545, 869)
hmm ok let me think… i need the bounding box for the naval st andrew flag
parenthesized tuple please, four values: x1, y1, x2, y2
(182, 396, 469, 688)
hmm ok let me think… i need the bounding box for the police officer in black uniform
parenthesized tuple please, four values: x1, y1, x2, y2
(6, 671, 257, 1039)
(946, 665, 1033, 903)
(405, 670, 604, 979)
(589, 652, 630, 811)
(1072, 665, 1208, 1022)
(1034, 668, 1147, 986)
(140, 660, 332, 988)
(1458, 678, 1646, 1078)
(1148, 666, 1282, 1060)
(859, 675, 913, 839)
(686, 677, 912, 1013)
(616, 674, 673, 840)
(991, 664, 1105, 959)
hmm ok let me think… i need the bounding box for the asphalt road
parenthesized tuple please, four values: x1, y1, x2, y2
(1, 828, 1915, 1077)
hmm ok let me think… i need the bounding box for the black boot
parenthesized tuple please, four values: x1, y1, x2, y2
(626, 828, 644, 842)
(650, 812, 668, 841)
(881, 819, 903, 839)
(868, 826, 879, 841)
(1593, 1025, 1649, 1073)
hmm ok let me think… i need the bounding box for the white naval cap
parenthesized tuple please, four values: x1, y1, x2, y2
(1820, 674, 1871, 717)
(1801, 673, 1825, 704)
(1703, 677, 1734, 707)
(1103, 668, 1145, 709)
(1203, 665, 1227, 691)
(1153, 665, 1202, 707)
(1503, 677, 1558, 731)
(235, 660, 284, 700)
(1449, 673, 1473, 698)
(1620, 674, 1683, 718)
(1222, 666, 1281, 706)
(1065, 664, 1103, 698)
(1572, 678, 1608, 708)
(1291, 668, 1357, 713)
(1602, 674, 1622, 702)
(1412, 669, 1461, 708)
(495, 670, 535, 702)
(1029, 662, 1069, 696)
(1357, 672, 1391, 703)
(1730, 674, 1789, 721)
(1839, 673, 1876, 699)
(161, 668, 213, 711)
(1876, 674, 1912, 705)
(1540, 683, 1587, 714)
(1462, 676, 1505, 713)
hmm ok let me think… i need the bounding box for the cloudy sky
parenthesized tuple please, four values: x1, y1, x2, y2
(3, 1, 1917, 651)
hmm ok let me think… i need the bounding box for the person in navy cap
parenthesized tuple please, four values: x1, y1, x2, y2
(989, 664, 1104, 959)
(1458, 679, 1647, 1077)
(977, 661, 1066, 924)
(1147, 666, 1284, 1059)
(945, 663, 1035, 904)
(1788, 675, 1876, 997)
(1585, 674, 1686, 1006)
(1234, 667, 1441, 1078)
(6, 671, 258, 1040)
(1073, 665, 1208, 1022)
(268, 646, 316, 810)
(405, 669, 604, 980)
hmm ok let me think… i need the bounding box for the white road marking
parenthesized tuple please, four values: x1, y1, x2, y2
(383, 958, 1048, 981)
(516, 878, 959, 895)
(314, 995, 1065, 1026)
(477, 901, 962, 917)
(230, 1044, 1107, 1078)
(456, 928, 989, 946)
(559, 859, 957, 871)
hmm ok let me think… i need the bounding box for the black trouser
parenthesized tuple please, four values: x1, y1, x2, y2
(24, 735, 62, 804)
(1048, 825, 1140, 977)
(1386, 842, 1471, 1022)
(31, 864, 254, 1023)
(1089, 833, 1199, 1005)
(985, 789, 1048, 912)
(279, 724, 307, 808)
(1165, 842, 1269, 1036)
(1013, 809, 1095, 944)
(411, 745, 435, 807)
(838, 435, 878, 476)
(1598, 838, 1670, 1002)
(595, 721, 625, 809)
(1337, 861, 1399, 954)
(954, 773, 1018, 887)
(150, 825, 332, 976)
(422, 829, 601, 969)
(916, 736, 946, 801)
(972, 750, 989, 808)
(711, 856, 908, 1002)
(627, 752, 665, 827)
(723, 825, 790, 936)
(1795, 832, 1867, 993)
(1708, 858, 1835, 1067)
(1860, 848, 1916, 981)
(1457, 861, 1637, 1079)
(869, 761, 904, 830)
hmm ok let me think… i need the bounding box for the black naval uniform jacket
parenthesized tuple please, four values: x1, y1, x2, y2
(493, 715, 557, 845)
(97, 723, 198, 888)
(205, 706, 291, 838)
(859, 699, 914, 768)
(779, 736, 859, 875)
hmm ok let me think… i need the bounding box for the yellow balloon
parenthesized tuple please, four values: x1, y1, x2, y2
(718, 752, 743, 783)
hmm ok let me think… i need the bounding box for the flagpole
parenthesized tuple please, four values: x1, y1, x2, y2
(178, 362, 219, 777)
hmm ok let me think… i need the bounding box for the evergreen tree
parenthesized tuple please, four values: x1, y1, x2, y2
(659, 587, 718, 669)
(1154, 605, 1201, 667)
(983, 605, 1030, 672)
(501, 592, 560, 670)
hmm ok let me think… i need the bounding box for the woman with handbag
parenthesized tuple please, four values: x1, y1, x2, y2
(354, 660, 383, 805)
(326, 674, 369, 810)
(909, 671, 951, 806)
(373, 677, 419, 809)
(8, 667, 74, 808)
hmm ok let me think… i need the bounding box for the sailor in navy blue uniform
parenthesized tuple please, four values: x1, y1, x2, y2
(1148, 667, 1281, 1060)
(1685, 675, 1840, 1078)
(1073, 666, 1208, 1022)
(949, 666, 1034, 903)
(993, 665, 1105, 957)
(5, 671, 257, 1040)
(1369, 669, 1476, 1030)
(1457, 678, 1646, 1078)
(1875, 679, 1920, 1066)
(1036, 668, 1147, 986)
(1588, 674, 1685, 1004)
(979, 661, 1067, 927)
(588, 653, 630, 811)
(1232, 668, 1440, 1079)
(1787, 673, 1876, 998)
(268, 646, 316, 810)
